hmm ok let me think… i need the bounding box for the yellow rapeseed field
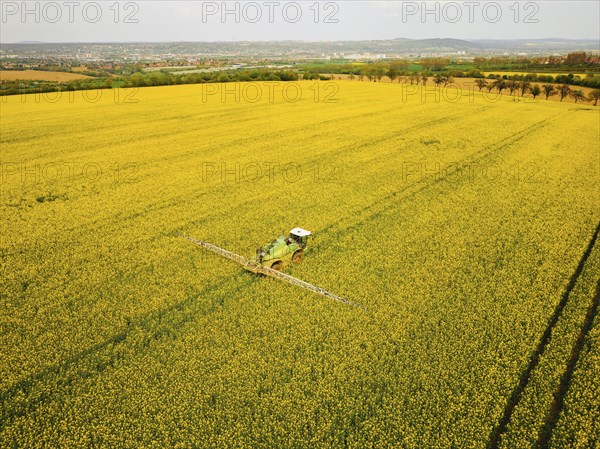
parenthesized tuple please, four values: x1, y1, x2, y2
(1, 81, 598, 448)
(0, 69, 92, 82)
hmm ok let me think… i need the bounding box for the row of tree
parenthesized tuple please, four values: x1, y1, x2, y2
(473, 79, 600, 104)
(0, 69, 304, 96)
(121, 69, 302, 88)
(345, 70, 600, 105)
(348, 70, 454, 86)
(0, 78, 113, 96)
(382, 66, 600, 89)
(486, 72, 600, 89)
(312, 62, 600, 89)
(473, 52, 599, 71)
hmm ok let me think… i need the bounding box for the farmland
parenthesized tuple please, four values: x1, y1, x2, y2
(328, 74, 598, 104)
(1, 81, 599, 448)
(0, 70, 92, 82)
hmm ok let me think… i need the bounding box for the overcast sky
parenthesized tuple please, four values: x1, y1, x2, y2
(2, 1, 599, 43)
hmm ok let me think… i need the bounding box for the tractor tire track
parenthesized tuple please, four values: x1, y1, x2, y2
(150, 100, 488, 180)
(0, 271, 256, 429)
(4, 102, 486, 256)
(319, 110, 568, 239)
(536, 279, 600, 448)
(487, 220, 600, 449)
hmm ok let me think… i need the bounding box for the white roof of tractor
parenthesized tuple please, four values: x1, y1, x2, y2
(290, 228, 312, 237)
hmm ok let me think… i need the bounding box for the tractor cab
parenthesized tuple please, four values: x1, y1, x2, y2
(289, 228, 312, 248)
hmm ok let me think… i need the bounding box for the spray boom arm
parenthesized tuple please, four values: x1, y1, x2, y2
(181, 235, 365, 310)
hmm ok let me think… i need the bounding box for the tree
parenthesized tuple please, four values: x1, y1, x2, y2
(304, 72, 320, 81)
(390, 60, 410, 71)
(588, 90, 600, 106)
(421, 74, 428, 85)
(565, 51, 588, 66)
(507, 80, 519, 96)
(570, 89, 586, 103)
(529, 84, 541, 99)
(433, 74, 445, 87)
(349, 73, 355, 81)
(443, 76, 454, 87)
(557, 84, 571, 102)
(475, 79, 487, 91)
(542, 84, 556, 100)
(520, 81, 531, 97)
(421, 57, 450, 71)
(493, 79, 507, 94)
(387, 67, 397, 83)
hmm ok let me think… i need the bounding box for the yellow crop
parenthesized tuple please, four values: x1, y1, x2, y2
(0, 69, 92, 82)
(1, 81, 598, 448)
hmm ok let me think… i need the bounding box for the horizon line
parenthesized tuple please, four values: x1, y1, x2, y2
(4, 37, 600, 45)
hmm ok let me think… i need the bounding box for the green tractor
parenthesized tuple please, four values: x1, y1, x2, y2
(182, 228, 363, 308)
(251, 228, 312, 271)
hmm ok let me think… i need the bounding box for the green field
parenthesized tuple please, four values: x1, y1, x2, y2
(1, 81, 599, 448)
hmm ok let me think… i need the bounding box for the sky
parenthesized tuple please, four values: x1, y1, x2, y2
(1, 1, 599, 43)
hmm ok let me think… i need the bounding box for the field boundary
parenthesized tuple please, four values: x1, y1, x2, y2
(487, 220, 600, 449)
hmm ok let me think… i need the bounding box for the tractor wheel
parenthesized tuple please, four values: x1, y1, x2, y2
(292, 249, 304, 264)
(271, 261, 283, 271)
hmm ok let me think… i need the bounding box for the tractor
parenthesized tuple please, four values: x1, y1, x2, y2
(182, 229, 364, 308)
(251, 228, 312, 271)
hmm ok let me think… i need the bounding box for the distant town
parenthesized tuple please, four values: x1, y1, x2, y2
(2, 38, 599, 65)
(1, 38, 598, 97)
